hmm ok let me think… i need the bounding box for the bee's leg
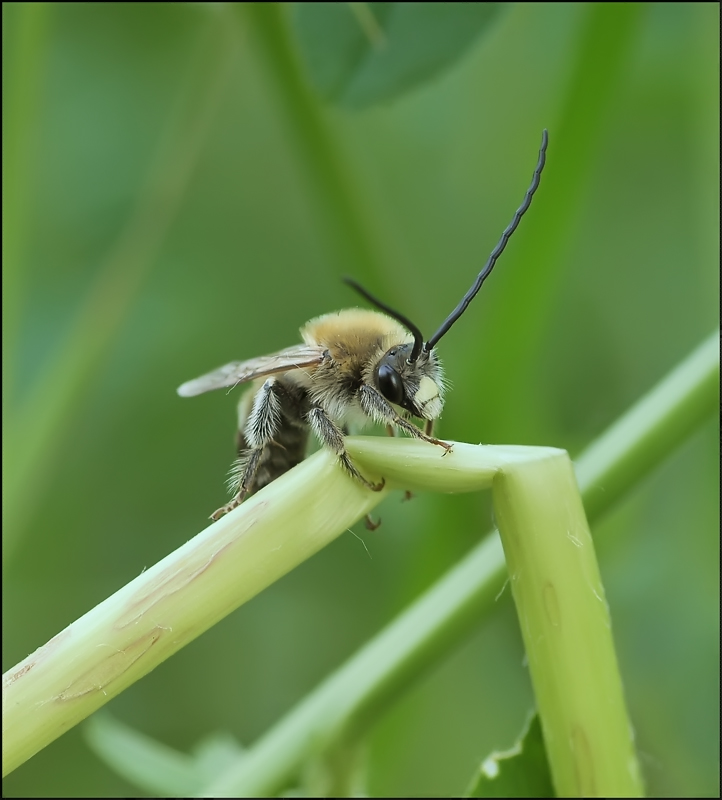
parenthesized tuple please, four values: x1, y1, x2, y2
(358, 385, 452, 453)
(211, 449, 263, 520)
(364, 514, 381, 531)
(389, 418, 412, 504)
(211, 378, 282, 520)
(307, 406, 385, 492)
(424, 419, 434, 437)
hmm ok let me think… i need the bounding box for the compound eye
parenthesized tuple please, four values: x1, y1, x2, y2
(378, 364, 405, 405)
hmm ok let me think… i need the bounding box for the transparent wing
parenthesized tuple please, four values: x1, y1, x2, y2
(177, 345, 327, 397)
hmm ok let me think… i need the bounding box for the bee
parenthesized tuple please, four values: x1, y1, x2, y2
(178, 131, 548, 520)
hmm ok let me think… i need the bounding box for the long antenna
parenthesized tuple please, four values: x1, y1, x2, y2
(425, 129, 548, 351)
(344, 277, 425, 363)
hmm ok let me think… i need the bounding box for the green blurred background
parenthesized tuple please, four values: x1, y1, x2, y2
(3, 3, 718, 796)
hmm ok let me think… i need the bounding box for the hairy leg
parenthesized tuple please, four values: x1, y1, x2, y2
(211, 378, 282, 520)
(307, 406, 385, 491)
(358, 385, 452, 453)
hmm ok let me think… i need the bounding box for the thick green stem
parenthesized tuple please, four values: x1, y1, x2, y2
(3, 331, 717, 789)
(2, 452, 390, 777)
(201, 330, 717, 796)
(494, 452, 642, 796)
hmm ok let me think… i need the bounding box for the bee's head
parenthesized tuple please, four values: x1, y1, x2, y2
(374, 343, 444, 420)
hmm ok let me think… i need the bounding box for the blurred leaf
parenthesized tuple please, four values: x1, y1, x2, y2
(464, 713, 554, 798)
(191, 730, 249, 783)
(292, 2, 504, 107)
(2, 4, 236, 551)
(474, 2, 646, 443)
(84, 713, 244, 795)
(84, 712, 199, 795)
(2, 2, 51, 397)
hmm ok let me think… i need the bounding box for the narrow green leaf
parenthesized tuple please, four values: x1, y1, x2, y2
(465, 713, 554, 798)
(292, 2, 504, 107)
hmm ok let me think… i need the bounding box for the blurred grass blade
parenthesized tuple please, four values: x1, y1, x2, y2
(302, 740, 368, 798)
(464, 713, 554, 798)
(480, 3, 646, 438)
(2, 2, 51, 399)
(576, 328, 720, 520)
(84, 713, 200, 796)
(239, 2, 401, 292)
(292, 2, 504, 107)
(2, 7, 236, 551)
(201, 329, 717, 797)
(190, 732, 247, 785)
(84, 714, 245, 796)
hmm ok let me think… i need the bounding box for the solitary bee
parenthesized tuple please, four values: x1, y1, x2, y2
(178, 131, 548, 520)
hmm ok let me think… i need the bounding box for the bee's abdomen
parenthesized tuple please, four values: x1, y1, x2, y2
(237, 422, 308, 494)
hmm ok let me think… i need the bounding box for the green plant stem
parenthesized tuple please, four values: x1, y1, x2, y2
(1, 452, 392, 777)
(0, 441, 545, 778)
(2, 331, 717, 786)
(201, 329, 718, 797)
(493, 452, 642, 796)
